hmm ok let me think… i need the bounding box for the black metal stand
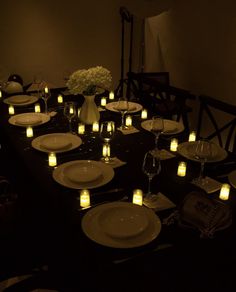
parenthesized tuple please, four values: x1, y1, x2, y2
(115, 7, 133, 99)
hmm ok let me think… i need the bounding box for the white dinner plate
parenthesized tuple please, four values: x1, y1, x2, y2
(52, 160, 114, 189)
(4, 95, 38, 106)
(141, 119, 184, 135)
(9, 112, 50, 127)
(106, 101, 143, 113)
(31, 133, 82, 153)
(228, 170, 236, 188)
(177, 141, 228, 163)
(82, 202, 161, 248)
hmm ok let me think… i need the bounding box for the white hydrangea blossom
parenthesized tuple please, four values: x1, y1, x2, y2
(67, 66, 112, 95)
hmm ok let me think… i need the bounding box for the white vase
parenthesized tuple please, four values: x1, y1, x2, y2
(79, 95, 100, 125)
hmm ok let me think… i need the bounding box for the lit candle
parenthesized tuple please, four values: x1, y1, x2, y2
(8, 105, 15, 115)
(141, 109, 148, 119)
(170, 138, 178, 152)
(189, 131, 196, 142)
(101, 97, 107, 107)
(34, 103, 41, 113)
(78, 123, 85, 134)
(26, 126, 33, 138)
(69, 105, 74, 114)
(80, 189, 90, 208)
(125, 115, 132, 127)
(132, 189, 143, 206)
(102, 144, 110, 158)
(44, 86, 49, 94)
(48, 152, 57, 167)
(92, 121, 99, 132)
(107, 121, 114, 132)
(219, 183, 230, 201)
(0, 90, 2, 98)
(57, 94, 63, 103)
(109, 91, 114, 100)
(177, 161, 187, 177)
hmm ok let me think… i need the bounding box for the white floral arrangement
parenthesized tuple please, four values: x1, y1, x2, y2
(67, 66, 112, 96)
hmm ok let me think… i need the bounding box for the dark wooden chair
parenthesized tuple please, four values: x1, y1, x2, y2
(197, 95, 236, 152)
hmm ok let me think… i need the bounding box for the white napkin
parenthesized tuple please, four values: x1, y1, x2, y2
(191, 176, 222, 193)
(101, 157, 127, 168)
(143, 192, 176, 212)
(151, 149, 176, 160)
(118, 126, 139, 135)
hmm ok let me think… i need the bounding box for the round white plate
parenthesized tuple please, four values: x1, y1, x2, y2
(141, 119, 184, 135)
(177, 141, 228, 163)
(9, 112, 50, 127)
(52, 160, 114, 189)
(106, 101, 143, 113)
(228, 170, 236, 188)
(31, 133, 82, 153)
(4, 95, 38, 106)
(82, 202, 161, 248)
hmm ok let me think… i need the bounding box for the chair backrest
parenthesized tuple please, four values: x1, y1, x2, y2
(197, 95, 236, 152)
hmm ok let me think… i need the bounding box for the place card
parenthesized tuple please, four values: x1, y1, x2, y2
(143, 192, 176, 212)
(118, 126, 139, 135)
(191, 176, 222, 193)
(152, 149, 176, 160)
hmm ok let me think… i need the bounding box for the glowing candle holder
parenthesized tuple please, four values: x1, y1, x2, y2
(8, 105, 15, 115)
(80, 189, 91, 208)
(26, 126, 33, 138)
(189, 131, 196, 142)
(132, 189, 143, 206)
(177, 161, 187, 177)
(0, 90, 2, 98)
(48, 152, 57, 167)
(92, 121, 99, 132)
(57, 94, 63, 103)
(170, 138, 178, 152)
(101, 97, 107, 107)
(125, 115, 132, 127)
(109, 91, 114, 100)
(78, 123, 85, 134)
(69, 105, 74, 114)
(102, 144, 111, 158)
(44, 86, 49, 94)
(34, 103, 41, 113)
(141, 109, 148, 119)
(219, 183, 230, 201)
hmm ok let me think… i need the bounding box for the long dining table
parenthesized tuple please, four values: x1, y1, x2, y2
(0, 89, 236, 291)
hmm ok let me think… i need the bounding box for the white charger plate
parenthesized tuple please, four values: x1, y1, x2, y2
(141, 119, 184, 135)
(9, 112, 50, 127)
(52, 160, 114, 189)
(4, 95, 38, 106)
(32, 133, 82, 153)
(228, 170, 236, 188)
(106, 101, 143, 113)
(177, 141, 228, 163)
(82, 202, 161, 248)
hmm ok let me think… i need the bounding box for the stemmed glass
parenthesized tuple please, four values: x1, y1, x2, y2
(64, 102, 76, 133)
(150, 115, 164, 153)
(193, 139, 212, 185)
(116, 96, 129, 129)
(142, 151, 161, 201)
(100, 121, 115, 163)
(41, 86, 51, 114)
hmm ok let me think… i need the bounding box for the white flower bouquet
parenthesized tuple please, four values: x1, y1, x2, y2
(67, 66, 112, 96)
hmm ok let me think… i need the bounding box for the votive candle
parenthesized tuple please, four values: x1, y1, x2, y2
(78, 123, 85, 134)
(0, 90, 2, 98)
(26, 126, 33, 138)
(219, 183, 230, 200)
(189, 131, 196, 142)
(177, 161, 187, 177)
(57, 94, 63, 103)
(109, 91, 114, 100)
(80, 189, 90, 208)
(102, 144, 110, 158)
(34, 103, 41, 113)
(170, 138, 178, 152)
(44, 86, 49, 94)
(8, 105, 15, 115)
(92, 121, 99, 132)
(48, 152, 57, 167)
(125, 115, 132, 127)
(141, 109, 148, 119)
(132, 189, 143, 206)
(101, 97, 107, 106)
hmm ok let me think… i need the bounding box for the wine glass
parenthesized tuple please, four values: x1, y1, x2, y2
(193, 139, 212, 185)
(150, 115, 164, 153)
(100, 121, 115, 163)
(64, 102, 76, 133)
(116, 96, 129, 129)
(142, 151, 161, 201)
(40, 86, 51, 114)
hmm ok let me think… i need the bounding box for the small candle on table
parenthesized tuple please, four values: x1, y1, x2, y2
(219, 183, 230, 201)
(34, 103, 41, 113)
(132, 189, 143, 206)
(44, 86, 49, 94)
(102, 144, 110, 158)
(26, 126, 33, 138)
(125, 115, 132, 127)
(141, 109, 148, 119)
(92, 121, 99, 132)
(109, 91, 114, 100)
(8, 105, 15, 115)
(177, 161, 187, 177)
(78, 123, 85, 134)
(80, 189, 90, 208)
(57, 94, 63, 103)
(170, 138, 178, 152)
(188, 131, 196, 142)
(101, 97, 107, 107)
(48, 152, 57, 167)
